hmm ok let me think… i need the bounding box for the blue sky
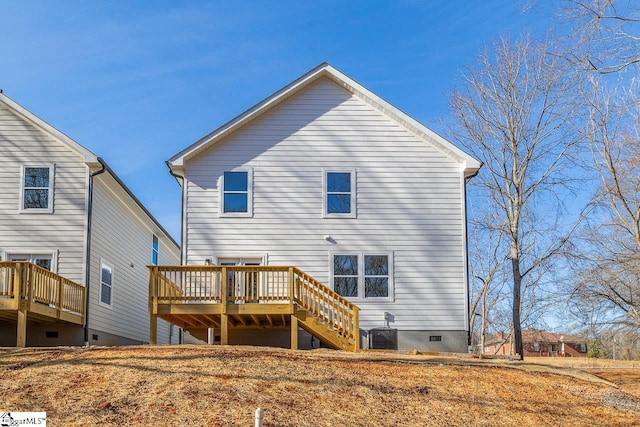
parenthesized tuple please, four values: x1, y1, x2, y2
(0, 1, 556, 240)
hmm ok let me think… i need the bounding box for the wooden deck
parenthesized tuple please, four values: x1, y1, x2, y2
(0, 261, 86, 346)
(149, 265, 360, 351)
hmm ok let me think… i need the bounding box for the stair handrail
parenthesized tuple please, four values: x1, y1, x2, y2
(292, 267, 359, 348)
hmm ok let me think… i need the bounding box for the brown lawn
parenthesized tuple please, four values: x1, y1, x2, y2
(1, 345, 639, 426)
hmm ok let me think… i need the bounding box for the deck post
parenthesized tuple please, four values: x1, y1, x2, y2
(15, 263, 27, 347)
(288, 267, 294, 310)
(353, 307, 360, 351)
(13, 262, 23, 310)
(17, 308, 27, 347)
(221, 267, 228, 345)
(149, 314, 158, 345)
(221, 314, 228, 345)
(290, 314, 298, 350)
(56, 275, 64, 319)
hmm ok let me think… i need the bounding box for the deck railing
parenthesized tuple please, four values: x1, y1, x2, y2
(148, 265, 359, 346)
(0, 261, 86, 323)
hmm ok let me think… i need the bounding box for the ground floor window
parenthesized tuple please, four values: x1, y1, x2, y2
(330, 252, 393, 301)
(100, 261, 113, 308)
(7, 253, 54, 271)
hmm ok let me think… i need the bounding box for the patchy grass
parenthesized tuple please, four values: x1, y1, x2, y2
(1, 346, 639, 426)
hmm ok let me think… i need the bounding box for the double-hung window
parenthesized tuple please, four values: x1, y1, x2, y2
(20, 165, 54, 212)
(323, 170, 356, 218)
(333, 255, 359, 297)
(330, 252, 393, 300)
(220, 170, 252, 217)
(100, 261, 113, 308)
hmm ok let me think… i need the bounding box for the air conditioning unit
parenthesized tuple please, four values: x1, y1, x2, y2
(369, 328, 398, 350)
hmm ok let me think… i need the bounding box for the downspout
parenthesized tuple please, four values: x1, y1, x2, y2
(166, 160, 185, 344)
(463, 168, 480, 352)
(83, 159, 106, 346)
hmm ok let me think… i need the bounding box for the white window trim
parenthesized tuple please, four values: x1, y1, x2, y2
(214, 253, 268, 266)
(19, 164, 55, 213)
(329, 251, 394, 302)
(99, 260, 113, 309)
(323, 169, 356, 218)
(219, 168, 253, 218)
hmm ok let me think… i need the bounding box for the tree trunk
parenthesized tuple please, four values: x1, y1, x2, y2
(511, 250, 524, 360)
(480, 291, 487, 359)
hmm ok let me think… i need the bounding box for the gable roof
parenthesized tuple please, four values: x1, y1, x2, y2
(167, 62, 481, 178)
(0, 92, 179, 249)
(0, 92, 100, 165)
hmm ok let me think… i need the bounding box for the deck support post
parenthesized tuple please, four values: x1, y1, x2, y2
(17, 308, 27, 347)
(150, 314, 157, 345)
(221, 266, 229, 345)
(221, 314, 228, 345)
(290, 315, 298, 350)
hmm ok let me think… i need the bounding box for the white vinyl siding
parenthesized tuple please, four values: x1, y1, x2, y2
(183, 77, 466, 332)
(89, 174, 180, 344)
(1, 98, 181, 346)
(0, 103, 87, 284)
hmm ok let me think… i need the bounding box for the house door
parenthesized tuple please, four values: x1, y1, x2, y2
(218, 258, 261, 302)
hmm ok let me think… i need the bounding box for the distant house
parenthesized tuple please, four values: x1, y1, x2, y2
(484, 330, 588, 357)
(0, 93, 180, 347)
(149, 63, 481, 352)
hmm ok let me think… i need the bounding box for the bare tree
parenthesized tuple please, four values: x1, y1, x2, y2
(450, 35, 584, 360)
(467, 214, 509, 357)
(565, 0, 640, 73)
(571, 79, 640, 328)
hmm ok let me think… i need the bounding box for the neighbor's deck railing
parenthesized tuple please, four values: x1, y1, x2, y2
(148, 265, 359, 344)
(0, 261, 86, 324)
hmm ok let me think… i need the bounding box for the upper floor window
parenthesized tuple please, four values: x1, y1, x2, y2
(220, 170, 252, 217)
(330, 252, 393, 300)
(100, 261, 113, 308)
(151, 234, 159, 265)
(21, 165, 54, 213)
(323, 170, 356, 218)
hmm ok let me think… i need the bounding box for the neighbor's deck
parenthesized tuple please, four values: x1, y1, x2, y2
(149, 265, 360, 351)
(0, 261, 86, 346)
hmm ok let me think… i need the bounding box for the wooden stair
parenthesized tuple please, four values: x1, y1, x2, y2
(294, 310, 357, 351)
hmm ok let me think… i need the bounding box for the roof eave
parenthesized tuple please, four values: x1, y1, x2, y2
(0, 92, 99, 165)
(167, 62, 333, 167)
(168, 62, 482, 174)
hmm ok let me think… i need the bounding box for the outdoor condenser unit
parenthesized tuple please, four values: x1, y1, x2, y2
(369, 328, 398, 350)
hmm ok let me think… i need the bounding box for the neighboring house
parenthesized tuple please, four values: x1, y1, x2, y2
(484, 330, 588, 357)
(0, 93, 180, 347)
(152, 63, 481, 352)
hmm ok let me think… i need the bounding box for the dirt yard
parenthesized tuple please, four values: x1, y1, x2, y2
(1, 345, 639, 426)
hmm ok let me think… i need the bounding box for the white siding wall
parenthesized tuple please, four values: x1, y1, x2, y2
(89, 173, 180, 344)
(184, 78, 466, 333)
(0, 103, 87, 283)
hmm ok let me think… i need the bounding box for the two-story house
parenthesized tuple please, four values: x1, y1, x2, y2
(0, 92, 180, 347)
(149, 63, 480, 351)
